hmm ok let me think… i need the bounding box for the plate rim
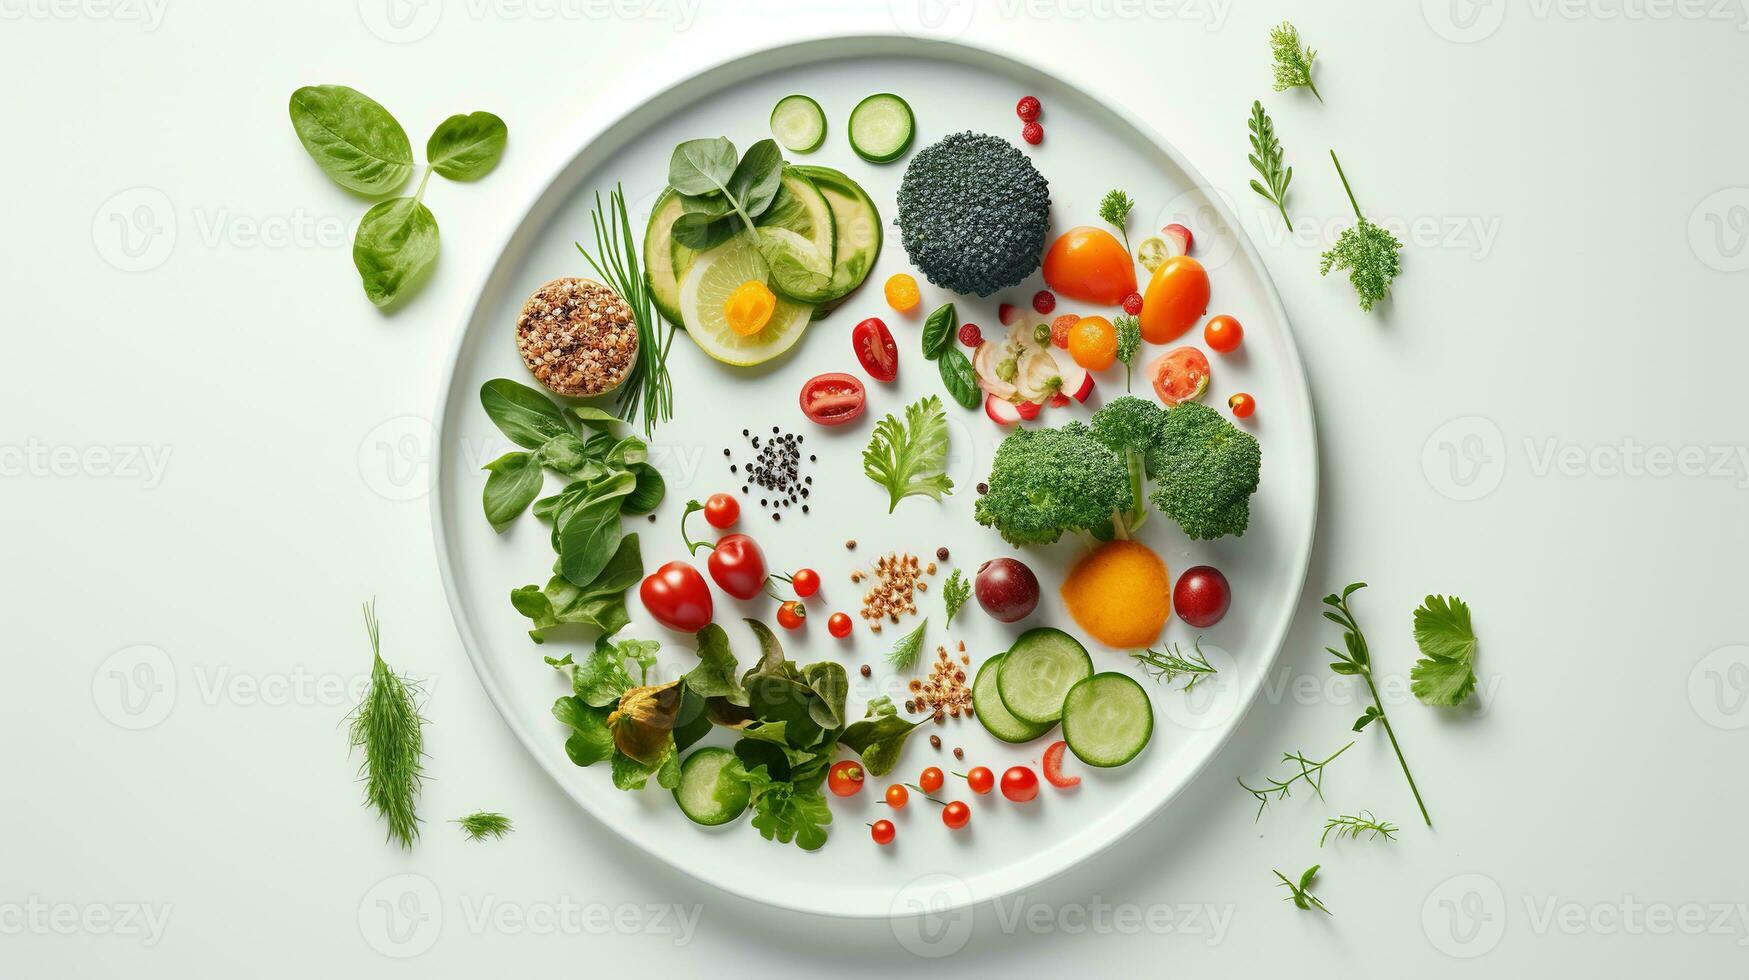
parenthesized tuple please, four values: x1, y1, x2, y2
(429, 30, 1319, 919)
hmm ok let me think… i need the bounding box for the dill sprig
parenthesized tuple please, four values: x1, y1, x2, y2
(1269, 21, 1322, 102)
(348, 601, 426, 849)
(1132, 640, 1217, 691)
(1246, 101, 1294, 232)
(1319, 153, 1404, 312)
(1238, 741, 1353, 821)
(577, 183, 676, 437)
(454, 811, 514, 841)
(1098, 189, 1135, 251)
(887, 619, 928, 671)
(1275, 865, 1332, 915)
(1320, 811, 1398, 847)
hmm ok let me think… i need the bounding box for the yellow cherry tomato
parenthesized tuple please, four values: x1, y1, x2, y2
(1068, 315, 1118, 371)
(723, 280, 776, 336)
(883, 273, 921, 312)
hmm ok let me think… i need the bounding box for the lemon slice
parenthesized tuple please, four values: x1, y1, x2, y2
(678, 236, 814, 366)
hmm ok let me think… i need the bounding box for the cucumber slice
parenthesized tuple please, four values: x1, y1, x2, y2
(997, 628, 1094, 725)
(673, 747, 748, 826)
(643, 187, 695, 329)
(974, 654, 1056, 743)
(758, 167, 835, 265)
(1061, 673, 1154, 768)
(848, 93, 915, 163)
(770, 95, 826, 154)
(791, 165, 882, 305)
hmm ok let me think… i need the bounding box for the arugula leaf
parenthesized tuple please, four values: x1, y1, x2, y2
(482, 451, 542, 531)
(863, 395, 954, 513)
(838, 697, 922, 777)
(425, 110, 507, 181)
(886, 619, 927, 671)
(942, 570, 970, 625)
(353, 195, 438, 308)
(287, 85, 413, 195)
(1410, 595, 1478, 706)
(684, 624, 748, 706)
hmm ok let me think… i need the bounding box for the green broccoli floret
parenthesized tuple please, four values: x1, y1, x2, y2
(1089, 396, 1169, 534)
(974, 422, 1131, 545)
(1150, 402, 1262, 540)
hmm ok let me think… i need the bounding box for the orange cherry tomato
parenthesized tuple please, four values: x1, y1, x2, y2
(828, 760, 864, 796)
(1050, 314, 1078, 349)
(1204, 315, 1243, 354)
(885, 784, 909, 808)
(1042, 226, 1137, 305)
(1068, 315, 1118, 371)
(1139, 256, 1210, 344)
(883, 273, 920, 313)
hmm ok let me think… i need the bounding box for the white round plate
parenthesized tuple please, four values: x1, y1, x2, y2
(433, 35, 1316, 919)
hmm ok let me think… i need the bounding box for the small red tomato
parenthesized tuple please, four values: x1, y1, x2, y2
(964, 767, 994, 795)
(885, 784, 909, 809)
(707, 533, 767, 600)
(1001, 766, 1039, 802)
(958, 322, 983, 348)
(799, 372, 866, 426)
(918, 767, 944, 794)
(870, 819, 895, 845)
(639, 561, 714, 633)
(1204, 314, 1244, 354)
(790, 568, 820, 598)
(828, 612, 853, 638)
(942, 801, 971, 829)
(1050, 314, 1077, 349)
(776, 600, 806, 630)
(852, 317, 898, 382)
(1042, 740, 1080, 788)
(1122, 291, 1144, 315)
(828, 760, 864, 797)
(1016, 95, 1041, 121)
(1174, 565, 1231, 628)
(1020, 122, 1043, 145)
(703, 493, 739, 529)
(1228, 392, 1256, 419)
(1031, 290, 1056, 314)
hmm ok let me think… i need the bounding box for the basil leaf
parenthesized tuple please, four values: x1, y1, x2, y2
(668, 137, 737, 196)
(670, 211, 737, 251)
(557, 495, 624, 587)
(623, 462, 665, 515)
(937, 346, 981, 409)
(921, 303, 957, 360)
(481, 379, 573, 449)
(287, 84, 413, 195)
(352, 196, 438, 308)
(425, 110, 507, 181)
(727, 139, 784, 220)
(481, 451, 542, 531)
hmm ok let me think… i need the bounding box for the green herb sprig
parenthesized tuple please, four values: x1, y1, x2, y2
(1275, 865, 1332, 914)
(1269, 22, 1322, 101)
(1320, 153, 1404, 312)
(1325, 583, 1431, 825)
(348, 601, 427, 849)
(863, 395, 954, 512)
(1132, 640, 1217, 691)
(1238, 742, 1353, 821)
(1114, 314, 1142, 391)
(941, 571, 970, 626)
(887, 619, 928, 671)
(1246, 101, 1294, 232)
(577, 184, 675, 435)
(1410, 595, 1479, 706)
(1320, 811, 1398, 846)
(1098, 189, 1135, 251)
(454, 811, 514, 841)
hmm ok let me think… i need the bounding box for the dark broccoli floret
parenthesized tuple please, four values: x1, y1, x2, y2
(974, 422, 1130, 545)
(1150, 402, 1262, 540)
(1090, 396, 1170, 534)
(896, 132, 1051, 297)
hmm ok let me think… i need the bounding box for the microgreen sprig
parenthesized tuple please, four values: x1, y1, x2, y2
(1320, 154, 1404, 312)
(1098, 188, 1135, 251)
(1238, 742, 1353, 821)
(1320, 811, 1398, 847)
(1246, 101, 1294, 232)
(454, 811, 514, 841)
(1325, 583, 1431, 825)
(1114, 314, 1141, 391)
(1275, 865, 1332, 915)
(1132, 640, 1218, 692)
(1269, 21, 1322, 102)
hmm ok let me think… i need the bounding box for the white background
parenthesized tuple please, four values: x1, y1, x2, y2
(5, 0, 1748, 975)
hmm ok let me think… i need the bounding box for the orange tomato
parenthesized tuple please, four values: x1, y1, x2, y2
(883, 273, 920, 312)
(1068, 315, 1118, 371)
(1204, 314, 1243, 353)
(1139, 256, 1210, 344)
(1042, 226, 1137, 305)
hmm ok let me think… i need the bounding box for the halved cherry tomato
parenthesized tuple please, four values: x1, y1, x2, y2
(885, 784, 909, 808)
(963, 767, 994, 795)
(1204, 315, 1243, 354)
(828, 760, 864, 796)
(799, 372, 866, 426)
(776, 600, 806, 630)
(1149, 346, 1211, 407)
(1043, 226, 1137, 304)
(852, 317, 898, 382)
(828, 612, 853, 638)
(918, 767, 944, 794)
(1139, 255, 1211, 344)
(707, 533, 767, 600)
(1042, 740, 1080, 788)
(703, 493, 739, 529)
(639, 561, 713, 633)
(789, 568, 820, 597)
(942, 801, 971, 829)
(1000, 766, 1040, 802)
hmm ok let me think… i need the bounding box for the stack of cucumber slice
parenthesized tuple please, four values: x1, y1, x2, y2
(976, 628, 1155, 768)
(644, 165, 881, 366)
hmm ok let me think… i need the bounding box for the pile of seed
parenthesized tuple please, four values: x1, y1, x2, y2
(907, 642, 973, 723)
(727, 426, 813, 521)
(850, 552, 936, 632)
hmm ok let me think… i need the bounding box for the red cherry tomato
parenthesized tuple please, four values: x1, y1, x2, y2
(790, 568, 820, 598)
(799, 372, 866, 426)
(1228, 392, 1256, 419)
(918, 767, 944, 794)
(1032, 290, 1056, 314)
(639, 562, 713, 633)
(703, 493, 739, 529)
(885, 784, 909, 809)
(870, 819, 895, 845)
(1042, 740, 1080, 788)
(1173, 565, 1231, 628)
(852, 317, 898, 382)
(706, 533, 767, 600)
(828, 760, 864, 797)
(1204, 315, 1244, 354)
(964, 767, 994, 795)
(1000, 766, 1040, 802)
(776, 600, 807, 630)
(827, 612, 853, 638)
(942, 801, 971, 829)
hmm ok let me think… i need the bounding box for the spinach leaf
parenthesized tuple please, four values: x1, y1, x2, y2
(481, 379, 574, 449)
(685, 624, 748, 706)
(534, 433, 589, 473)
(552, 696, 614, 766)
(669, 210, 738, 251)
(571, 405, 621, 430)
(557, 496, 623, 587)
(838, 697, 923, 777)
(921, 303, 957, 360)
(425, 111, 507, 181)
(726, 138, 784, 219)
(606, 435, 648, 467)
(622, 462, 665, 515)
(510, 533, 642, 641)
(287, 84, 413, 195)
(937, 346, 981, 410)
(481, 451, 542, 531)
(667, 137, 738, 196)
(352, 196, 438, 308)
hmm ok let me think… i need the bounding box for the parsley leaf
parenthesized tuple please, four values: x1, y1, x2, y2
(862, 395, 954, 513)
(1321, 152, 1404, 312)
(1410, 595, 1478, 706)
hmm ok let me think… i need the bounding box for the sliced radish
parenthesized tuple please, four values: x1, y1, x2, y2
(1163, 223, 1193, 258)
(1057, 361, 1094, 403)
(973, 341, 1018, 400)
(1015, 399, 1041, 421)
(998, 303, 1023, 327)
(985, 393, 1023, 426)
(1047, 392, 1071, 408)
(1014, 347, 1063, 403)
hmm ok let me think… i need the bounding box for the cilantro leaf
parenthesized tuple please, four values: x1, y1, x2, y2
(863, 395, 954, 513)
(1410, 595, 1478, 706)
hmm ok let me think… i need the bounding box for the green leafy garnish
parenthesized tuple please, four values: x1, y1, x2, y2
(941, 570, 970, 625)
(347, 601, 426, 849)
(1320, 152, 1403, 312)
(1410, 595, 1478, 706)
(1132, 640, 1217, 691)
(1098, 188, 1135, 251)
(1268, 21, 1322, 101)
(1275, 865, 1331, 915)
(921, 303, 957, 360)
(577, 184, 675, 435)
(887, 619, 928, 671)
(1326, 583, 1431, 825)
(1320, 811, 1397, 847)
(1246, 101, 1294, 232)
(666, 137, 784, 247)
(728, 761, 832, 851)
(1114, 314, 1141, 391)
(863, 395, 954, 512)
(1238, 742, 1352, 821)
(838, 696, 922, 777)
(453, 811, 513, 841)
(425, 111, 508, 181)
